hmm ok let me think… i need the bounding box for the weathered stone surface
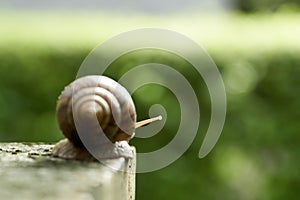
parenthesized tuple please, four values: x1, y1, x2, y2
(0, 143, 135, 200)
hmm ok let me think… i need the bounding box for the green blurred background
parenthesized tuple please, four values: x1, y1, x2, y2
(0, 0, 300, 199)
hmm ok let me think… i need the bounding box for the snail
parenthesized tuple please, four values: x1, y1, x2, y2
(52, 75, 161, 161)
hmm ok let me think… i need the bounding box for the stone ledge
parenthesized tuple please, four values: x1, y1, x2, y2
(0, 143, 136, 200)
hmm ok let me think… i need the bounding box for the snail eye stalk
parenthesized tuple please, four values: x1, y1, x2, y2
(135, 115, 162, 128)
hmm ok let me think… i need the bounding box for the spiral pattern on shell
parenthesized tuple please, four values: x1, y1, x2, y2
(56, 75, 136, 149)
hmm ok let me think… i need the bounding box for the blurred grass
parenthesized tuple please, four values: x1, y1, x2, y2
(1, 11, 300, 50)
(0, 11, 300, 200)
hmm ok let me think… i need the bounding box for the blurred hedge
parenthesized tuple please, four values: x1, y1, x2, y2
(234, 0, 300, 12)
(0, 12, 300, 200)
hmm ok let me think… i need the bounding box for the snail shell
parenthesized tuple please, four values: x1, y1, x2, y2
(52, 75, 136, 160)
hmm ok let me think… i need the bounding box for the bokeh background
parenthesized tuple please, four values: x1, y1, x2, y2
(1, 0, 300, 199)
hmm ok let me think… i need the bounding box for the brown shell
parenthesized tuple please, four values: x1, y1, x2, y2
(56, 75, 136, 149)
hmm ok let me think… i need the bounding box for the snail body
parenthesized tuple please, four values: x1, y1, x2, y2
(52, 75, 161, 161)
